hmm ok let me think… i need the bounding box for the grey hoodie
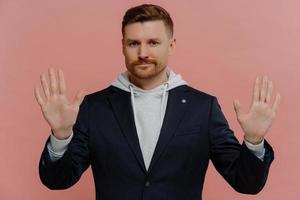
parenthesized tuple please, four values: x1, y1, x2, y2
(111, 67, 187, 170)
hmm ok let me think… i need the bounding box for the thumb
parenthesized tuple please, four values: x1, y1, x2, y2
(73, 90, 85, 107)
(233, 99, 242, 117)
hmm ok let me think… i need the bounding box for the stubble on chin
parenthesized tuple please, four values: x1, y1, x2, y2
(129, 63, 166, 80)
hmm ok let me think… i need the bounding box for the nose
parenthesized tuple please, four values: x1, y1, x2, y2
(138, 44, 149, 59)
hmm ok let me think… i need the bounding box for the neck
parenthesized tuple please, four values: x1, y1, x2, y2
(129, 69, 168, 90)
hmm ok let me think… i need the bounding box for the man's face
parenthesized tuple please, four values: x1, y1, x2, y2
(122, 20, 175, 80)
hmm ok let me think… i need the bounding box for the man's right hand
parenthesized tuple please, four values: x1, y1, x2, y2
(34, 68, 84, 140)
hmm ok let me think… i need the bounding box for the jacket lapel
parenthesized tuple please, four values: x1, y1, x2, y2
(147, 85, 190, 173)
(108, 87, 147, 173)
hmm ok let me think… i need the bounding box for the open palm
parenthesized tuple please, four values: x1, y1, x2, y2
(234, 76, 280, 144)
(34, 68, 84, 139)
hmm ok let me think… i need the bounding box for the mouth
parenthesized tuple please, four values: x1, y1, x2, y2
(136, 63, 154, 67)
(137, 64, 151, 66)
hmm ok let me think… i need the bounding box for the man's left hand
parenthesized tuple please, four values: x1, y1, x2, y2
(233, 76, 281, 144)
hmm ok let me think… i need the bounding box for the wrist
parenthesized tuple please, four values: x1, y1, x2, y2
(244, 135, 264, 145)
(51, 127, 73, 140)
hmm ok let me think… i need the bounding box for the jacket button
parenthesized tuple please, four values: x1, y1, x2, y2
(145, 181, 151, 187)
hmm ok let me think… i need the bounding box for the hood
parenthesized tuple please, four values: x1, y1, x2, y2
(111, 67, 187, 94)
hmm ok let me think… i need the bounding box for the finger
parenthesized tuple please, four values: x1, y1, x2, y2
(233, 99, 242, 117)
(58, 69, 66, 94)
(253, 76, 260, 102)
(40, 73, 50, 99)
(73, 90, 85, 107)
(34, 86, 44, 106)
(259, 76, 268, 102)
(48, 68, 58, 95)
(265, 80, 273, 104)
(272, 93, 281, 114)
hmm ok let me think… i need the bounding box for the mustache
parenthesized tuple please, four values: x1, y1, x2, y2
(132, 58, 157, 66)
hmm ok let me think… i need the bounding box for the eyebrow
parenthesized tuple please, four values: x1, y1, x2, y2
(125, 38, 162, 42)
(125, 39, 138, 43)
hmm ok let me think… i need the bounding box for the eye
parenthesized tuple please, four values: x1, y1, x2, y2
(149, 41, 159, 46)
(128, 42, 139, 47)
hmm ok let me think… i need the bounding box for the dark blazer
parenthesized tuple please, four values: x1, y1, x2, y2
(39, 85, 274, 200)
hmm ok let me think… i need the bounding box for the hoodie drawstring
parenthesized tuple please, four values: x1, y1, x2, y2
(160, 82, 169, 127)
(129, 84, 137, 125)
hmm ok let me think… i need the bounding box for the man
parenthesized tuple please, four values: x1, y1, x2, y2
(35, 4, 280, 200)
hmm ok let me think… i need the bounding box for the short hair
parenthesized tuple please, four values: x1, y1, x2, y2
(122, 4, 174, 37)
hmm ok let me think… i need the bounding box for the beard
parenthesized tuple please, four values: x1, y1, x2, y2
(126, 58, 166, 80)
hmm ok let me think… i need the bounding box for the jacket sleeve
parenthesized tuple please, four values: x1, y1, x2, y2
(209, 97, 274, 194)
(39, 97, 91, 190)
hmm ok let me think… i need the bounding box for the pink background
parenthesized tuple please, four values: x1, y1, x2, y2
(0, 0, 299, 199)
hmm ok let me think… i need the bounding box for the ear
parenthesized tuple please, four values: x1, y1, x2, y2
(168, 37, 176, 56)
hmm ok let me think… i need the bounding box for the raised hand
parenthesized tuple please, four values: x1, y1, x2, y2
(233, 76, 280, 144)
(34, 68, 84, 139)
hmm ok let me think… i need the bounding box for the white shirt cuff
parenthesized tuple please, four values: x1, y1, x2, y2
(47, 131, 73, 161)
(244, 139, 265, 161)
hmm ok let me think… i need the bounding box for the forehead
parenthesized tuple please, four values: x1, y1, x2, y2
(123, 20, 169, 40)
